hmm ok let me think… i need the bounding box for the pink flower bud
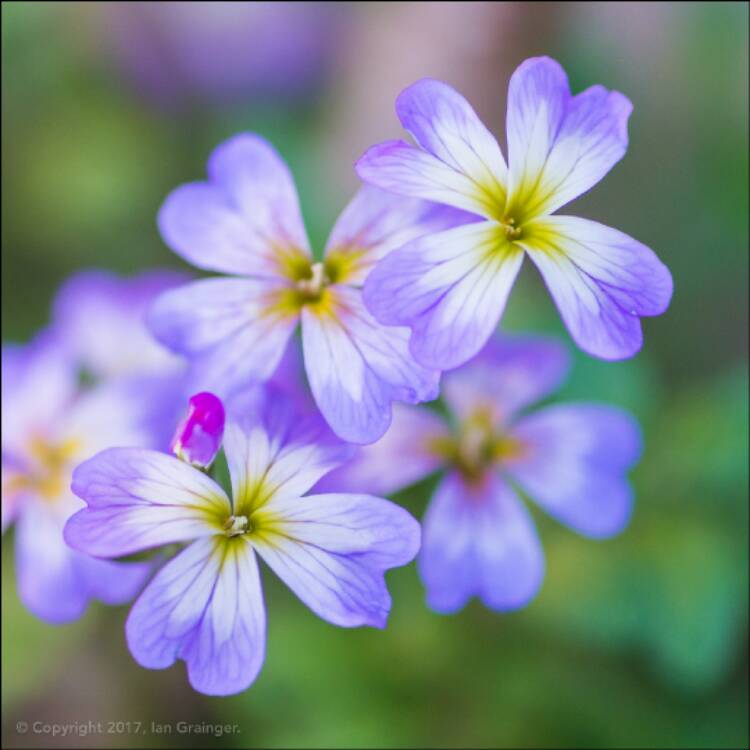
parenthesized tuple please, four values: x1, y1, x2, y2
(170, 392, 225, 469)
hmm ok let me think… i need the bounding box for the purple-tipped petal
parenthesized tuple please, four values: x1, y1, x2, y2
(253, 493, 420, 628)
(324, 185, 476, 286)
(520, 216, 673, 360)
(148, 277, 299, 395)
(316, 404, 449, 495)
(363, 222, 524, 370)
(442, 334, 571, 426)
(171, 392, 225, 469)
(126, 536, 266, 696)
(16, 501, 151, 623)
(356, 141, 496, 218)
(301, 286, 440, 444)
(158, 134, 310, 278)
(418, 471, 544, 613)
(67, 448, 230, 558)
(505, 56, 633, 219)
(507, 403, 641, 538)
(52, 269, 188, 379)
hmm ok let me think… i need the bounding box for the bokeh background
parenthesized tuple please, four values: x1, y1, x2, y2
(2, 2, 748, 748)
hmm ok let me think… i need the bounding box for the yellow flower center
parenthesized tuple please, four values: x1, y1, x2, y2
(7, 436, 82, 501)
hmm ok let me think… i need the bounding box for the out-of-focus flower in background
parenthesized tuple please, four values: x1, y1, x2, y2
(91, 1, 346, 109)
(321, 335, 641, 612)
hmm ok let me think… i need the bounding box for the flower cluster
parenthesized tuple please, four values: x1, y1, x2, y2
(2, 57, 671, 696)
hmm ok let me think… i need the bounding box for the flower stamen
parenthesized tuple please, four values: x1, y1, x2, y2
(296, 262, 329, 300)
(223, 515, 250, 537)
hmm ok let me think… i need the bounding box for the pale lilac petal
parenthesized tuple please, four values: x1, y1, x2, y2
(158, 134, 310, 278)
(316, 404, 449, 495)
(521, 216, 673, 360)
(506, 56, 632, 219)
(418, 472, 544, 613)
(363, 222, 524, 370)
(67, 448, 230, 558)
(301, 286, 440, 443)
(253, 493, 420, 628)
(126, 536, 266, 696)
(52, 269, 188, 379)
(507, 403, 641, 538)
(16, 501, 150, 623)
(396, 78, 507, 201)
(223, 402, 353, 512)
(148, 278, 299, 395)
(356, 141, 497, 218)
(442, 334, 571, 426)
(1, 332, 76, 454)
(324, 185, 476, 286)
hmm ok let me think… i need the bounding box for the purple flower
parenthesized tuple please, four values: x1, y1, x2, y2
(357, 56, 673, 368)
(148, 133, 470, 444)
(319, 335, 642, 613)
(1, 332, 156, 623)
(53, 269, 189, 381)
(65, 395, 421, 696)
(170, 392, 225, 469)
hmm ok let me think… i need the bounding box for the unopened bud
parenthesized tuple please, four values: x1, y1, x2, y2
(170, 392, 225, 469)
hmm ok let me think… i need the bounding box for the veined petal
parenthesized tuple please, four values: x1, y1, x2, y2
(363, 222, 524, 370)
(223, 405, 352, 515)
(324, 185, 476, 286)
(442, 334, 571, 426)
(16, 500, 151, 623)
(302, 286, 440, 444)
(316, 404, 449, 495)
(418, 472, 544, 613)
(520, 216, 673, 360)
(158, 134, 310, 278)
(397, 79, 507, 202)
(126, 536, 266, 696)
(67, 448, 230, 558)
(507, 403, 641, 538)
(356, 141, 497, 219)
(505, 56, 632, 220)
(148, 278, 299, 395)
(253, 493, 420, 628)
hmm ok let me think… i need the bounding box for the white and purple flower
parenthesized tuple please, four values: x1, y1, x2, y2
(319, 335, 642, 613)
(1, 333, 156, 623)
(65, 393, 421, 696)
(357, 56, 673, 368)
(148, 133, 469, 444)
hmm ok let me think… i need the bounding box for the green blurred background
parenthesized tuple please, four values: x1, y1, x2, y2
(2, 2, 748, 748)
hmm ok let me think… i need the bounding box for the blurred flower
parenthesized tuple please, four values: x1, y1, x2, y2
(1, 332, 155, 623)
(65, 392, 421, 696)
(357, 56, 673, 368)
(320, 335, 641, 613)
(148, 133, 471, 444)
(170, 391, 225, 469)
(96, 1, 344, 108)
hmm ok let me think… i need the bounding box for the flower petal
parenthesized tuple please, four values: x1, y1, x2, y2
(253, 493, 420, 628)
(67, 448, 230, 558)
(356, 141, 496, 219)
(442, 334, 571, 426)
(52, 269, 188, 379)
(506, 403, 641, 538)
(16, 500, 151, 623)
(316, 404, 449, 495)
(418, 472, 544, 613)
(363, 222, 524, 370)
(158, 134, 310, 278)
(324, 185, 476, 286)
(302, 286, 440, 443)
(126, 536, 266, 696)
(148, 277, 299, 396)
(505, 56, 633, 219)
(520, 216, 673, 360)
(223, 399, 353, 514)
